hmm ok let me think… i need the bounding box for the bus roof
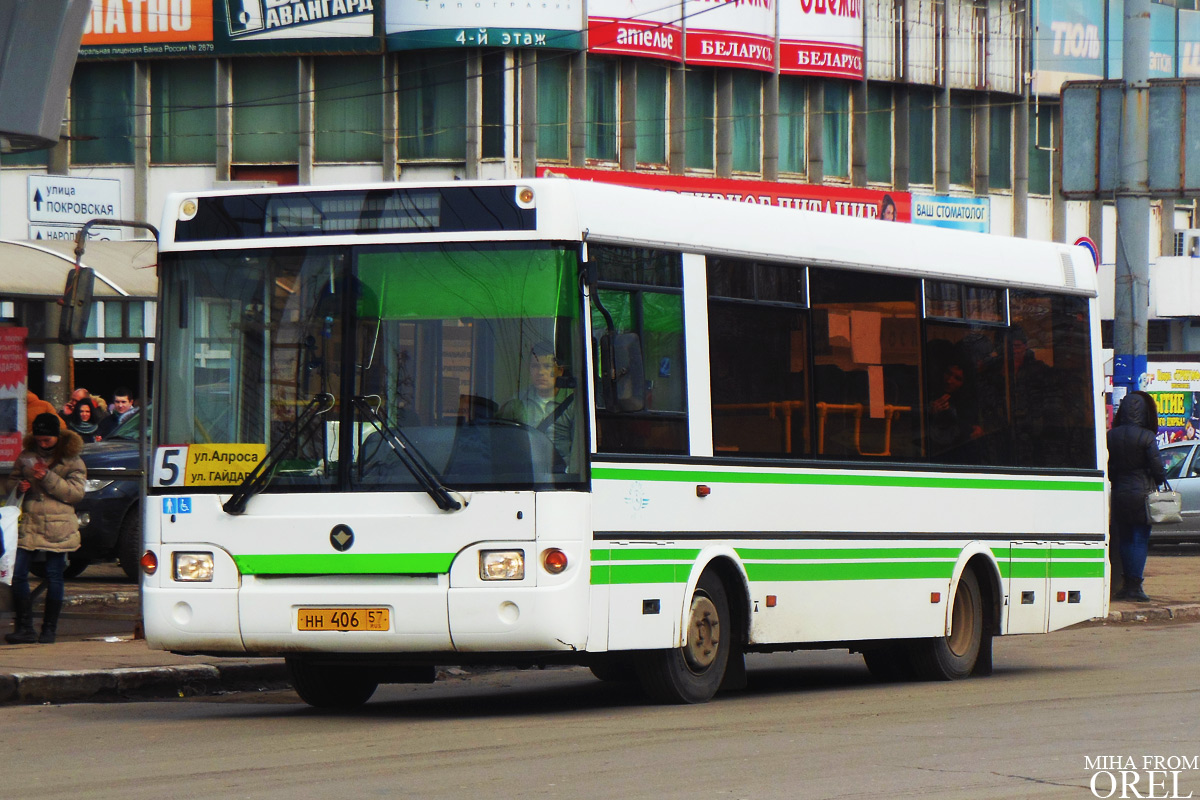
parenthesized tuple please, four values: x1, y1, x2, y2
(158, 179, 1096, 296)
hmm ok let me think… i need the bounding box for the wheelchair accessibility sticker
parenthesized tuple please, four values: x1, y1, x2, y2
(162, 497, 192, 515)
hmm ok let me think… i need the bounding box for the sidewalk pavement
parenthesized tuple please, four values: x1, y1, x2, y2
(0, 552, 1197, 706)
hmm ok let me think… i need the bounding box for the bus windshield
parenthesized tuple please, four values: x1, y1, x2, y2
(158, 242, 586, 493)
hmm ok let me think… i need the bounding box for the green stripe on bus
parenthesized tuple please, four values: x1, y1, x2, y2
(590, 563, 692, 585)
(746, 561, 956, 581)
(233, 553, 456, 575)
(736, 547, 961, 561)
(590, 548, 701, 562)
(592, 467, 1103, 492)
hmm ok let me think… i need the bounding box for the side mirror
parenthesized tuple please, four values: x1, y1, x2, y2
(607, 332, 645, 412)
(58, 267, 95, 345)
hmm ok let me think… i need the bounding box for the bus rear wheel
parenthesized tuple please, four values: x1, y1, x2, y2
(910, 568, 983, 681)
(634, 571, 731, 704)
(285, 657, 378, 709)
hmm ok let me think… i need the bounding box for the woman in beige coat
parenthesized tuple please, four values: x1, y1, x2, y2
(4, 413, 86, 644)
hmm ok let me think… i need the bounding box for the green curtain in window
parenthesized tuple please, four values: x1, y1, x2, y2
(233, 59, 300, 163)
(989, 101, 1012, 190)
(72, 62, 135, 165)
(949, 92, 973, 187)
(908, 87, 934, 185)
(778, 77, 805, 174)
(1029, 103, 1056, 196)
(636, 61, 667, 165)
(152, 61, 216, 164)
(866, 84, 892, 183)
(732, 71, 761, 173)
(398, 52, 466, 160)
(315, 56, 382, 163)
(685, 69, 714, 170)
(823, 82, 850, 178)
(586, 58, 618, 161)
(536, 54, 570, 160)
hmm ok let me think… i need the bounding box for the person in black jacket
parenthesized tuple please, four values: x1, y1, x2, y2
(1107, 391, 1166, 601)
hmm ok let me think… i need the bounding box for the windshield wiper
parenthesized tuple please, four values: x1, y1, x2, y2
(223, 393, 335, 515)
(353, 396, 464, 511)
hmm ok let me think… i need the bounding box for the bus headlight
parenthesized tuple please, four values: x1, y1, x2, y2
(174, 552, 214, 582)
(480, 550, 524, 580)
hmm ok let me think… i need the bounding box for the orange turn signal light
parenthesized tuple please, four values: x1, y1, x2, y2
(542, 548, 568, 574)
(696, 485, 711, 497)
(140, 550, 158, 575)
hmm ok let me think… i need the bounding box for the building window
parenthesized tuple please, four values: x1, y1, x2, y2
(233, 58, 299, 164)
(778, 76, 806, 175)
(685, 68, 715, 170)
(950, 91, 974, 187)
(866, 84, 893, 183)
(151, 61, 216, 164)
(823, 81, 850, 179)
(908, 87, 935, 185)
(1029, 101, 1057, 195)
(636, 60, 668, 165)
(71, 62, 135, 165)
(397, 52, 466, 160)
(315, 56, 382, 163)
(989, 100, 1012, 190)
(585, 57, 618, 162)
(481, 52, 506, 159)
(732, 71, 762, 173)
(536, 53, 570, 160)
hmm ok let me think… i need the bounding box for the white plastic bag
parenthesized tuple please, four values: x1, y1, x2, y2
(0, 488, 20, 586)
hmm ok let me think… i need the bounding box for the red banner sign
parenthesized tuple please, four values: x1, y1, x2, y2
(535, 167, 911, 222)
(0, 327, 28, 465)
(588, 17, 683, 61)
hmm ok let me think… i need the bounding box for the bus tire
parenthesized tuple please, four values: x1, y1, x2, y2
(634, 571, 731, 704)
(286, 657, 378, 709)
(862, 645, 916, 682)
(910, 568, 983, 681)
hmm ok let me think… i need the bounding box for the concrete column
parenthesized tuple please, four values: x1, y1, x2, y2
(973, 96, 989, 195)
(668, 64, 686, 175)
(807, 82, 824, 184)
(893, 91, 910, 191)
(520, 51, 538, 178)
(43, 301, 68, 410)
(715, 71, 733, 178)
(384, 55, 399, 180)
(851, 81, 867, 187)
(1012, 93, 1028, 238)
(465, 51, 481, 179)
(570, 51, 587, 167)
(298, 58, 314, 185)
(620, 60, 637, 171)
(934, 86, 950, 193)
(134, 62, 150, 223)
(763, 72, 779, 181)
(215, 60, 232, 182)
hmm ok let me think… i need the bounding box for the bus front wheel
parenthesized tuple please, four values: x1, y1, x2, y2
(910, 568, 983, 681)
(286, 657, 379, 709)
(634, 571, 732, 704)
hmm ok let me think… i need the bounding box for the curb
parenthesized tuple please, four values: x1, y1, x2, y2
(0, 661, 289, 706)
(1105, 603, 1200, 624)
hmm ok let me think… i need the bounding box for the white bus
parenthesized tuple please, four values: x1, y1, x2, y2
(143, 179, 1108, 707)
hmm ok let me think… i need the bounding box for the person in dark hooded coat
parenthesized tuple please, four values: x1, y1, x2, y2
(1106, 391, 1166, 601)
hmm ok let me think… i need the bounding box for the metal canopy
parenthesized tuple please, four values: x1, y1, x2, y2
(0, 238, 157, 298)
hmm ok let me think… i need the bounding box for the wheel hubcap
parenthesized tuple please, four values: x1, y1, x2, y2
(683, 594, 720, 673)
(947, 581, 975, 657)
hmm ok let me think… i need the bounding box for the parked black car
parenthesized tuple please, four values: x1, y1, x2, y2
(71, 409, 148, 581)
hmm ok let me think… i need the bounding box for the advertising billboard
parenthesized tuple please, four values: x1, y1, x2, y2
(683, 0, 776, 72)
(80, 0, 379, 58)
(1031, 0, 1105, 96)
(388, 0, 583, 51)
(588, 0, 682, 61)
(778, 0, 864, 80)
(536, 166, 912, 221)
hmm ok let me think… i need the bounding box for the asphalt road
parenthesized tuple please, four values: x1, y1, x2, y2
(4, 621, 1199, 800)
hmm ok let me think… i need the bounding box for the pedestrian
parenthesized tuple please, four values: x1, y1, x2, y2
(96, 387, 135, 439)
(3, 413, 87, 644)
(24, 390, 65, 435)
(66, 398, 102, 443)
(1107, 391, 1166, 602)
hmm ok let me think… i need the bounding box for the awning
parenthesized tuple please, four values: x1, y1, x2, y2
(0, 238, 158, 298)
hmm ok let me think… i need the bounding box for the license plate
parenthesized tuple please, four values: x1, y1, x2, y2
(297, 607, 390, 632)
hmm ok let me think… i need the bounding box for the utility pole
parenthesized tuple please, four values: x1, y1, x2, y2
(1112, 0, 1150, 396)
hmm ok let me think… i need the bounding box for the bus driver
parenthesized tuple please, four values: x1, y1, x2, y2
(499, 342, 576, 465)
